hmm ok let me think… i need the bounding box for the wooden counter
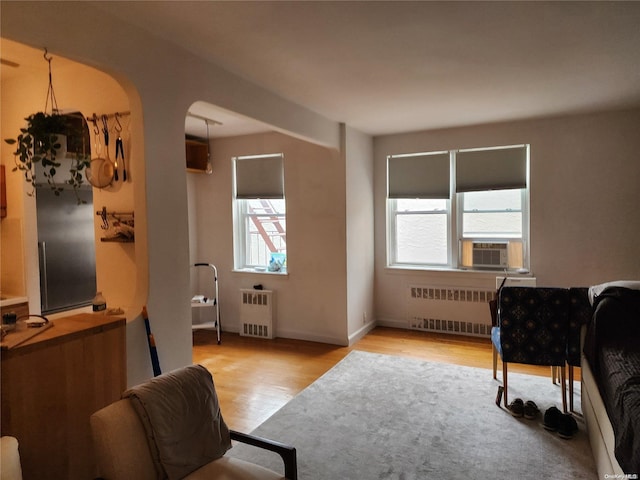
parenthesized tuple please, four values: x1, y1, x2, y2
(1, 313, 126, 480)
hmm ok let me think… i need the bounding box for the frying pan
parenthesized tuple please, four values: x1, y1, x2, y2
(86, 118, 114, 188)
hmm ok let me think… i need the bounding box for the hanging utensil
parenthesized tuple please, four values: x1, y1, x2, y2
(103, 115, 118, 182)
(85, 116, 114, 188)
(115, 112, 126, 181)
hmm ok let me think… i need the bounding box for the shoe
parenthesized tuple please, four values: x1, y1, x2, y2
(543, 406, 562, 431)
(508, 398, 524, 417)
(557, 413, 579, 439)
(524, 400, 539, 420)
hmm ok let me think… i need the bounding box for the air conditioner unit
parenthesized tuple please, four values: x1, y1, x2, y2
(472, 242, 508, 268)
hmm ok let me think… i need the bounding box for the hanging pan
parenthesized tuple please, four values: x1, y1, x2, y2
(85, 116, 114, 188)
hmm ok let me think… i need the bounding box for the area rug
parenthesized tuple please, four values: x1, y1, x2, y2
(227, 350, 596, 479)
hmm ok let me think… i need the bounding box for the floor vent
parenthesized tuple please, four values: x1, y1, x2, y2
(240, 289, 274, 339)
(408, 285, 495, 338)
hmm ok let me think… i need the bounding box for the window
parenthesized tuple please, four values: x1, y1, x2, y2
(387, 145, 529, 271)
(233, 154, 287, 272)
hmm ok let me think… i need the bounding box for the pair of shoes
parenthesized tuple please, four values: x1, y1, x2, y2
(508, 398, 524, 417)
(544, 407, 578, 439)
(558, 414, 579, 439)
(543, 406, 562, 431)
(508, 398, 539, 419)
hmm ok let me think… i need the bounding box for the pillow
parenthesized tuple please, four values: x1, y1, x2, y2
(588, 280, 640, 305)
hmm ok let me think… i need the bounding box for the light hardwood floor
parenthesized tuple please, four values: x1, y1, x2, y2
(193, 327, 576, 432)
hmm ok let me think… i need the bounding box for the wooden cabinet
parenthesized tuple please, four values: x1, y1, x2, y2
(185, 138, 210, 172)
(1, 313, 126, 480)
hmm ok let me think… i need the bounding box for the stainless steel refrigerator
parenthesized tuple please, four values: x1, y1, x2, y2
(36, 185, 96, 314)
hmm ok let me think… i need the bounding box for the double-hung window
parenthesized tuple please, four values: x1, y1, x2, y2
(387, 145, 529, 271)
(233, 154, 287, 273)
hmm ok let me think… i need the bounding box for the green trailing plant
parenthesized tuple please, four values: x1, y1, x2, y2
(4, 112, 91, 203)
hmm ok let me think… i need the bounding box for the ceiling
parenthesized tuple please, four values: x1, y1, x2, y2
(3, 1, 640, 138)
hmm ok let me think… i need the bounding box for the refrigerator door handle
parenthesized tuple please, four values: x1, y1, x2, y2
(39, 241, 49, 311)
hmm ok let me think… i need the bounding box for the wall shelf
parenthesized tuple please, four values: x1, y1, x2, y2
(96, 206, 134, 242)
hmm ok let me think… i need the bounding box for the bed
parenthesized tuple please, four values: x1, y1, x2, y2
(581, 282, 640, 478)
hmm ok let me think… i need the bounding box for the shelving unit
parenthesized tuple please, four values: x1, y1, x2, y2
(190, 263, 221, 344)
(96, 207, 134, 242)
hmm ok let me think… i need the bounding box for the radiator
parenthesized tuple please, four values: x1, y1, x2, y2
(240, 289, 274, 339)
(408, 278, 537, 337)
(408, 285, 496, 337)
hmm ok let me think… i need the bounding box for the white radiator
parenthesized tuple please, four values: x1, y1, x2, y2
(408, 285, 496, 337)
(240, 289, 274, 339)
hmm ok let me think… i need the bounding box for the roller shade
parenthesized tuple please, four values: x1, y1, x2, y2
(235, 154, 284, 199)
(388, 152, 450, 199)
(456, 145, 527, 192)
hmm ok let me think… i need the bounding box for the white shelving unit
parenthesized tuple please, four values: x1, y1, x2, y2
(190, 263, 221, 344)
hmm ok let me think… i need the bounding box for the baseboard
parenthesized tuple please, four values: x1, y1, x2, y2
(348, 320, 376, 347)
(376, 316, 406, 329)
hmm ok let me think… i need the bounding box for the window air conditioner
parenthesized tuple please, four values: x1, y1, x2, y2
(472, 242, 508, 268)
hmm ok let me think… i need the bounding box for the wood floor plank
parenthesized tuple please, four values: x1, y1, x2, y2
(192, 327, 579, 432)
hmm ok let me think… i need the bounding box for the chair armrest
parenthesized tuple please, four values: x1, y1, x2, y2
(230, 430, 298, 480)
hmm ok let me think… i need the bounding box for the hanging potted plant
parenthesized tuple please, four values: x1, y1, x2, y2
(3, 50, 90, 204)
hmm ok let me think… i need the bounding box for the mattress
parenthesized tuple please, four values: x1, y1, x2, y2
(584, 286, 640, 474)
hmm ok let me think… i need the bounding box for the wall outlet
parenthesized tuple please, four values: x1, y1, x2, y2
(363, 311, 367, 324)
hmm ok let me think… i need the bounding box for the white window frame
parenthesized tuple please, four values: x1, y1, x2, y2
(232, 154, 287, 273)
(387, 145, 530, 271)
(387, 198, 451, 267)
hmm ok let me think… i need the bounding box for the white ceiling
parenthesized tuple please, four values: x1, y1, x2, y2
(4, 1, 640, 138)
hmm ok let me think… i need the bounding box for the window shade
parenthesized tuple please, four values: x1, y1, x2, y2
(456, 145, 527, 193)
(235, 154, 284, 199)
(388, 152, 450, 199)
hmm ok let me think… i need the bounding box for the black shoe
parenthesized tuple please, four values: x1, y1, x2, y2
(543, 406, 562, 431)
(524, 400, 539, 420)
(508, 398, 524, 417)
(557, 413, 579, 439)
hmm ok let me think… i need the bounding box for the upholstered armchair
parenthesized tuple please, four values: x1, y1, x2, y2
(90, 364, 297, 480)
(491, 287, 570, 411)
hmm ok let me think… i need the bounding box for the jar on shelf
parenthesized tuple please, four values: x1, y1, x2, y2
(92, 291, 107, 312)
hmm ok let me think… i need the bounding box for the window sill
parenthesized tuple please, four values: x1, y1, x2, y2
(233, 268, 289, 276)
(384, 265, 532, 277)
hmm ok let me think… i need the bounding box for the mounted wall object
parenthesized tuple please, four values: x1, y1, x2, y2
(3, 48, 91, 204)
(185, 135, 210, 173)
(185, 111, 220, 174)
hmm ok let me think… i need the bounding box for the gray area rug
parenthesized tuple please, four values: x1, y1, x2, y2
(227, 350, 596, 479)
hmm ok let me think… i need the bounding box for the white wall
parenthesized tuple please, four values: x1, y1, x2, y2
(2, 1, 341, 384)
(189, 131, 349, 344)
(344, 125, 376, 344)
(373, 109, 640, 327)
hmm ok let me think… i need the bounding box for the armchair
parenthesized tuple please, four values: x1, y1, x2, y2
(90, 365, 297, 480)
(491, 287, 570, 412)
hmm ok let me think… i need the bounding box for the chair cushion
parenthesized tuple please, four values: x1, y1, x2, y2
(184, 456, 285, 480)
(1, 436, 23, 480)
(491, 326, 502, 356)
(90, 399, 157, 480)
